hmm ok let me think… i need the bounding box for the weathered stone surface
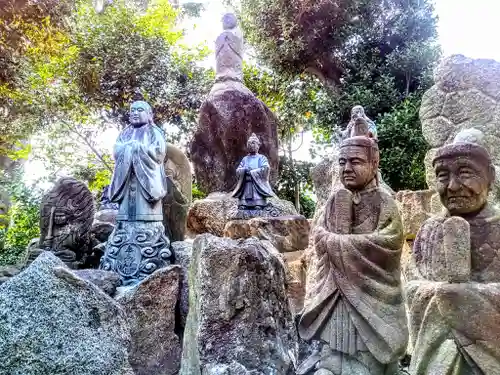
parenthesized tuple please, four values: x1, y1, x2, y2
(283, 250, 307, 316)
(73, 269, 121, 296)
(38, 177, 96, 269)
(187, 192, 297, 236)
(395, 189, 435, 240)
(0, 252, 133, 375)
(406, 137, 500, 374)
(180, 234, 298, 375)
(117, 266, 182, 375)
(420, 55, 500, 200)
(224, 215, 309, 253)
(171, 240, 193, 329)
(190, 15, 279, 194)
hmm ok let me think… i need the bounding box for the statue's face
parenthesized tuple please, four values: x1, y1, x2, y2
(247, 139, 260, 153)
(435, 156, 492, 216)
(339, 145, 376, 190)
(351, 106, 364, 120)
(130, 102, 152, 127)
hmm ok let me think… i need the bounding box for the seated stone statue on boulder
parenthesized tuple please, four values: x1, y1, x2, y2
(99, 100, 171, 286)
(406, 137, 500, 374)
(298, 136, 407, 375)
(231, 133, 275, 215)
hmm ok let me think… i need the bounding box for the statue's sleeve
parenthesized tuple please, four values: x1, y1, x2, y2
(249, 155, 274, 197)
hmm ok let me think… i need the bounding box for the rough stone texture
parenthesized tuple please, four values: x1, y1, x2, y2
(283, 250, 307, 316)
(395, 189, 435, 240)
(0, 252, 133, 375)
(189, 15, 279, 194)
(165, 142, 192, 204)
(311, 156, 338, 217)
(163, 176, 190, 242)
(92, 209, 117, 243)
(38, 177, 96, 269)
(116, 266, 182, 375)
(171, 240, 193, 329)
(180, 234, 298, 375)
(187, 192, 297, 237)
(73, 269, 121, 296)
(224, 215, 309, 253)
(420, 54, 500, 198)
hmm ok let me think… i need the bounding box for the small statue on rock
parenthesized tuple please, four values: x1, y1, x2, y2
(298, 136, 407, 375)
(406, 134, 500, 374)
(99, 100, 171, 286)
(214, 13, 244, 83)
(231, 133, 275, 214)
(341, 105, 377, 141)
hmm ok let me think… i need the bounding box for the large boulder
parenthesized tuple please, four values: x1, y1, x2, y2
(224, 215, 310, 253)
(180, 234, 298, 375)
(116, 266, 182, 375)
(395, 189, 435, 240)
(187, 193, 297, 237)
(0, 252, 133, 375)
(420, 54, 500, 199)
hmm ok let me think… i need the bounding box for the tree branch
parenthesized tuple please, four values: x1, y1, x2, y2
(59, 119, 113, 173)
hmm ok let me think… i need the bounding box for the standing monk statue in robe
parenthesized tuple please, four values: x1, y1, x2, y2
(298, 136, 407, 375)
(99, 100, 171, 285)
(406, 135, 500, 375)
(231, 133, 274, 210)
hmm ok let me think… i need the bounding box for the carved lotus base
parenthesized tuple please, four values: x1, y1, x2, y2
(100, 221, 171, 286)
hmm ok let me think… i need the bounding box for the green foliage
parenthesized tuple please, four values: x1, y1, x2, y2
(377, 96, 429, 191)
(192, 182, 207, 201)
(0, 174, 42, 266)
(276, 156, 316, 218)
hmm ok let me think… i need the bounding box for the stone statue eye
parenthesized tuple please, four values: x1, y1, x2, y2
(459, 167, 474, 178)
(436, 170, 449, 180)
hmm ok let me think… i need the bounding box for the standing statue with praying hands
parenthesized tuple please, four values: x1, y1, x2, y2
(298, 136, 407, 375)
(406, 132, 500, 374)
(99, 100, 171, 285)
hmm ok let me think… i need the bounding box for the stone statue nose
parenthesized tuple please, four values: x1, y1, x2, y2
(448, 176, 461, 192)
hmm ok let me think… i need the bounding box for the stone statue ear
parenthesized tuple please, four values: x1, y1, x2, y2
(489, 165, 496, 189)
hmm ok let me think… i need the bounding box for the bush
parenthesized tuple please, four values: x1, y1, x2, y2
(377, 95, 429, 191)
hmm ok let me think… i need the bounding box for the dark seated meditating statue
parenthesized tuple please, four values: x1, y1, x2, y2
(231, 133, 275, 214)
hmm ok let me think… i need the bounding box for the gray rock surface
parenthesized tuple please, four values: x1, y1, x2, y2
(187, 192, 297, 237)
(0, 252, 133, 375)
(180, 234, 298, 375)
(171, 240, 193, 329)
(73, 269, 121, 296)
(420, 54, 500, 200)
(116, 266, 182, 375)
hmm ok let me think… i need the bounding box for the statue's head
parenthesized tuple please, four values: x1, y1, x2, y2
(433, 140, 494, 216)
(247, 133, 261, 154)
(129, 100, 153, 127)
(222, 13, 238, 30)
(339, 136, 379, 191)
(39, 177, 95, 265)
(351, 105, 365, 120)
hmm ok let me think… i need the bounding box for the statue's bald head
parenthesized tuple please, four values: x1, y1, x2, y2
(351, 105, 365, 120)
(130, 100, 153, 127)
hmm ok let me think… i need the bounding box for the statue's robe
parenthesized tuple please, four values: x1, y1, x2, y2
(299, 185, 407, 373)
(231, 154, 274, 208)
(406, 205, 500, 375)
(109, 124, 167, 221)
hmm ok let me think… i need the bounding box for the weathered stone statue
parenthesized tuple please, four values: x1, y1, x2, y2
(37, 177, 95, 268)
(214, 13, 244, 83)
(190, 13, 279, 194)
(406, 138, 500, 374)
(341, 105, 377, 141)
(298, 136, 407, 375)
(99, 100, 171, 285)
(231, 133, 274, 211)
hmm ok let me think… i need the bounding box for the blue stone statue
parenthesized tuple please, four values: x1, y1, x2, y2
(99, 100, 171, 285)
(231, 133, 274, 211)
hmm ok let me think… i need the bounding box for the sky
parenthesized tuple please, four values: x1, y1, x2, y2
(23, 0, 500, 183)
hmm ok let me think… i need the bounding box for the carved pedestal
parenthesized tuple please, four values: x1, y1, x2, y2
(100, 221, 171, 286)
